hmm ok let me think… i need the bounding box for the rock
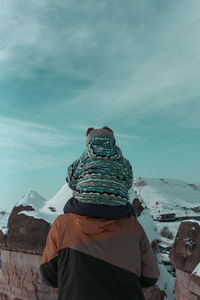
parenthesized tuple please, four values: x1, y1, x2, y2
(0, 229, 6, 248)
(132, 198, 144, 217)
(142, 286, 165, 300)
(0, 200, 57, 299)
(170, 221, 200, 299)
(133, 177, 146, 187)
(0, 249, 58, 300)
(173, 268, 200, 300)
(191, 206, 200, 213)
(169, 221, 200, 273)
(3, 205, 50, 254)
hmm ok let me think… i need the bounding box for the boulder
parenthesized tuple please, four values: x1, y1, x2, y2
(0, 249, 58, 300)
(142, 286, 165, 300)
(169, 221, 200, 273)
(170, 221, 200, 299)
(3, 205, 50, 254)
(132, 198, 144, 217)
(0, 229, 6, 248)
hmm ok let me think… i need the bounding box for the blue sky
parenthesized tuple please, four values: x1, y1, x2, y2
(0, 0, 200, 210)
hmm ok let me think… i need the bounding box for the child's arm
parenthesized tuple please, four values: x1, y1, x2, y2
(66, 158, 80, 190)
(124, 159, 133, 190)
(66, 151, 88, 191)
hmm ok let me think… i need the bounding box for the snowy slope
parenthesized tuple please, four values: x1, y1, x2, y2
(40, 184, 72, 216)
(16, 191, 56, 224)
(134, 177, 200, 244)
(133, 177, 200, 218)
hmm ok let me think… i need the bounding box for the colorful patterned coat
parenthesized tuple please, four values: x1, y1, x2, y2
(66, 136, 133, 206)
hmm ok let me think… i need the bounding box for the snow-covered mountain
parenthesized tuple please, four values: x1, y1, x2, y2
(15, 177, 200, 242)
(134, 177, 200, 217)
(133, 177, 200, 245)
(15, 190, 56, 224)
(40, 184, 72, 216)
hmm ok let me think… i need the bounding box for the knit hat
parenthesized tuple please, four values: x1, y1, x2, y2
(86, 126, 114, 145)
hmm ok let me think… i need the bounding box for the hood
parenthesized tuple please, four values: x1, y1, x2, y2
(72, 214, 116, 235)
(86, 136, 122, 159)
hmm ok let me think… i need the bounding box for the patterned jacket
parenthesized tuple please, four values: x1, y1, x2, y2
(66, 136, 133, 206)
(40, 214, 160, 300)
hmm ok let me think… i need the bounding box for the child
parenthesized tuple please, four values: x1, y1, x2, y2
(64, 126, 135, 218)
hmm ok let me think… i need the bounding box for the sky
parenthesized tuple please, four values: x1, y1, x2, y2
(0, 0, 200, 210)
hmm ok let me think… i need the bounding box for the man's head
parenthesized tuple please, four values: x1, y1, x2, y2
(86, 126, 114, 145)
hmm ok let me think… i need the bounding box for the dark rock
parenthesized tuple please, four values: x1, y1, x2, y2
(142, 286, 165, 300)
(2, 205, 50, 254)
(48, 206, 57, 212)
(132, 198, 144, 217)
(170, 221, 200, 299)
(191, 206, 200, 213)
(169, 221, 200, 273)
(0, 229, 5, 248)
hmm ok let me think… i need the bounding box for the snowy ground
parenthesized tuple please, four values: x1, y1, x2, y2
(133, 177, 200, 248)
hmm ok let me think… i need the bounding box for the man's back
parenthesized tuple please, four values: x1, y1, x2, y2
(40, 214, 159, 300)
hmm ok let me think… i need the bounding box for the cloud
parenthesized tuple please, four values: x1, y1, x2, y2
(115, 133, 141, 139)
(0, 116, 80, 171)
(0, 117, 74, 148)
(0, 0, 200, 129)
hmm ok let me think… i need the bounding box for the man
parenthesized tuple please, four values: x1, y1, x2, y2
(40, 127, 159, 299)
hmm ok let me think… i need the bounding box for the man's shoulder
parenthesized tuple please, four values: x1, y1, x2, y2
(51, 213, 73, 228)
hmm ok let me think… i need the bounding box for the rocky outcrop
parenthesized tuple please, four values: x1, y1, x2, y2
(0, 250, 58, 300)
(1, 205, 50, 254)
(0, 201, 56, 300)
(132, 198, 144, 217)
(0, 229, 6, 248)
(169, 221, 200, 299)
(142, 286, 165, 300)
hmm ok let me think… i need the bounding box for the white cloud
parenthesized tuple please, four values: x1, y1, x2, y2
(0, 116, 80, 171)
(115, 133, 141, 139)
(0, 0, 200, 128)
(0, 116, 80, 148)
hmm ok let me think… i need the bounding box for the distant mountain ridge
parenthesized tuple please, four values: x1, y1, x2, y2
(133, 177, 200, 218)
(9, 177, 200, 227)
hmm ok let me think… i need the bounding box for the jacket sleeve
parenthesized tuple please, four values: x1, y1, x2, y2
(140, 229, 160, 287)
(39, 218, 59, 288)
(66, 152, 87, 190)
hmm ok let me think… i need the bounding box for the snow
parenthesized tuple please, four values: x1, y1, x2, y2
(0, 210, 10, 235)
(134, 177, 200, 218)
(16, 191, 56, 224)
(14, 185, 72, 224)
(134, 177, 200, 244)
(40, 184, 72, 216)
(157, 264, 175, 300)
(137, 208, 158, 243)
(16, 191, 47, 210)
(192, 262, 200, 277)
